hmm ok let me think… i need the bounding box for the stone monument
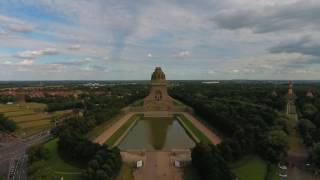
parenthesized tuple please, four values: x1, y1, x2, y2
(143, 67, 174, 111)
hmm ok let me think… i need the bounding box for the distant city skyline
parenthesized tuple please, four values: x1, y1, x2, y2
(0, 0, 319, 80)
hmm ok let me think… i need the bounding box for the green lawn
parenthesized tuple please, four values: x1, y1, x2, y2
(116, 163, 134, 180)
(43, 139, 82, 180)
(105, 114, 141, 146)
(176, 114, 211, 144)
(86, 112, 124, 140)
(230, 156, 278, 180)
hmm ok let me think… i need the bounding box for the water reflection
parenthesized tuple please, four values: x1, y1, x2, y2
(119, 117, 195, 150)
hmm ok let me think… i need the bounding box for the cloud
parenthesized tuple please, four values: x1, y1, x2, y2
(53, 59, 91, 66)
(269, 36, 320, 57)
(16, 48, 59, 59)
(19, 60, 34, 65)
(0, 14, 35, 33)
(16, 51, 42, 59)
(213, 0, 320, 33)
(68, 44, 81, 50)
(176, 50, 190, 58)
(147, 53, 152, 58)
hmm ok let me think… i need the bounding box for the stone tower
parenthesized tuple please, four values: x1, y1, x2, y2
(286, 81, 296, 114)
(143, 67, 174, 111)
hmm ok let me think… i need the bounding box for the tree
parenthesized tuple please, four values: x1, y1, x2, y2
(303, 104, 318, 120)
(259, 130, 289, 163)
(0, 114, 17, 132)
(28, 160, 55, 180)
(311, 143, 320, 168)
(298, 119, 316, 146)
(192, 143, 234, 180)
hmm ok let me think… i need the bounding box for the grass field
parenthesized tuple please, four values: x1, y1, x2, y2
(176, 114, 211, 144)
(43, 139, 82, 180)
(105, 114, 141, 146)
(230, 156, 279, 180)
(0, 103, 72, 137)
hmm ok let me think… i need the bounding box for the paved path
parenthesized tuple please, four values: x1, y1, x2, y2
(134, 151, 182, 180)
(181, 112, 221, 145)
(93, 112, 134, 145)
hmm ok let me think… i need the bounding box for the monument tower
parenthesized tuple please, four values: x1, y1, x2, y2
(286, 81, 296, 114)
(143, 67, 174, 111)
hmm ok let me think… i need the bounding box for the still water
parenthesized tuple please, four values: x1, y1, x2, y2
(118, 117, 195, 150)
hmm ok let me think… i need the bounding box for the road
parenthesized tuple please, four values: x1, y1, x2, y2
(0, 131, 51, 180)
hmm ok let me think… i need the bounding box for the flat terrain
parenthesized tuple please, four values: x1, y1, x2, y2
(43, 139, 82, 180)
(0, 103, 72, 137)
(230, 156, 278, 180)
(134, 151, 182, 180)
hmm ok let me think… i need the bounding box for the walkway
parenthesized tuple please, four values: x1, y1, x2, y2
(181, 112, 221, 145)
(93, 112, 134, 145)
(134, 151, 183, 180)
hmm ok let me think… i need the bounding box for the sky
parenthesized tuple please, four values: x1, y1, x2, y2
(0, 0, 319, 80)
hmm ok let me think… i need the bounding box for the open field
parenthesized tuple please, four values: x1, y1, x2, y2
(43, 139, 82, 180)
(0, 103, 72, 137)
(230, 156, 279, 180)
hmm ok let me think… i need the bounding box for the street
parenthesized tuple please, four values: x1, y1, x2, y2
(0, 131, 52, 180)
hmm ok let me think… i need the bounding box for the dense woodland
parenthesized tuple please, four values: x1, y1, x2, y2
(170, 82, 320, 174)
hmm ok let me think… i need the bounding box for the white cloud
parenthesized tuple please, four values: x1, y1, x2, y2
(147, 53, 153, 58)
(176, 50, 190, 58)
(16, 48, 58, 59)
(19, 60, 34, 65)
(16, 50, 42, 59)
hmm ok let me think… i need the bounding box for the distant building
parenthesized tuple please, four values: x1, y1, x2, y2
(16, 88, 26, 104)
(306, 89, 314, 98)
(28, 91, 45, 98)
